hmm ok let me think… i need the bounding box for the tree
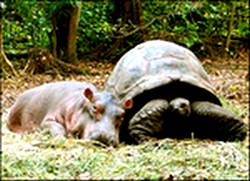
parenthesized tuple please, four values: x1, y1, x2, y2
(106, 0, 144, 60)
(0, 2, 19, 76)
(225, 2, 236, 53)
(112, 0, 144, 40)
(112, 0, 143, 26)
(50, 1, 81, 63)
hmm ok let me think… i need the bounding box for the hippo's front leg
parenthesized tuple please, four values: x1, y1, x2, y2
(41, 115, 66, 137)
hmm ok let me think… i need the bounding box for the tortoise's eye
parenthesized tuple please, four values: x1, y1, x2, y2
(180, 103, 187, 108)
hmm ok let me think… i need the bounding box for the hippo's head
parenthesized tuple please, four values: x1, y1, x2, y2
(67, 88, 133, 147)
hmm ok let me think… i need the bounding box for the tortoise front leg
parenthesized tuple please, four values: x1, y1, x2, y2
(190, 101, 247, 141)
(128, 99, 169, 144)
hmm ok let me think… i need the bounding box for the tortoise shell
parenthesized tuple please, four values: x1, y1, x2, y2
(105, 40, 221, 106)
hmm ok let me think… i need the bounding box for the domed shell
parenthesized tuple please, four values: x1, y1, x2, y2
(105, 40, 220, 105)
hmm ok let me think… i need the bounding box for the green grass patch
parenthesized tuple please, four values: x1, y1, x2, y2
(2, 126, 249, 180)
(2, 97, 248, 180)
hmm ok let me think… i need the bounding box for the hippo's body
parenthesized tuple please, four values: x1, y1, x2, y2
(7, 81, 132, 146)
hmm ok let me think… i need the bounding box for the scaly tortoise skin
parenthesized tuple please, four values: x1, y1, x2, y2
(105, 40, 247, 144)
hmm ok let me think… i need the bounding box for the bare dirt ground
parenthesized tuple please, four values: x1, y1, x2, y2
(203, 56, 249, 125)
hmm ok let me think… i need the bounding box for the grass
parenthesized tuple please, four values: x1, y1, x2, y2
(2, 119, 249, 180)
(1, 96, 249, 180)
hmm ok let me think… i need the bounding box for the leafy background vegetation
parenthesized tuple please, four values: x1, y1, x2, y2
(3, 0, 249, 61)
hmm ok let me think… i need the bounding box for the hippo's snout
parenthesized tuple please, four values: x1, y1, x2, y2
(87, 132, 119, 147)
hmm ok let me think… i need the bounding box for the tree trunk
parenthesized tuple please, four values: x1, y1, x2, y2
(51, 2, 81, 63)
(109, 0, 144, 60)
(67, 4, 81, 62)
(113, 0, 143, 26)
(112, 0, 144, 40)
(225, 2, 236, 53)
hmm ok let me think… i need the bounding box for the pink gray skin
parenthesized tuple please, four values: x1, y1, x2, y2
(7, 81, 132, 146)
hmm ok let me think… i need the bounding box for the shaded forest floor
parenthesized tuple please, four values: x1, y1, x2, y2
(1, 55, 249, 180)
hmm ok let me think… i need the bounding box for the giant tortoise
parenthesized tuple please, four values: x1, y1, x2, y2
(105, 40, 247, 144)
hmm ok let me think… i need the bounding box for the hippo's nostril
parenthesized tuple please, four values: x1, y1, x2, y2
(108, 138, 118, 147)
(89, 133, 118, 147)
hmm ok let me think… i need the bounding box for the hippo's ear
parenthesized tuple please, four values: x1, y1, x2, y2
(123, 98, 133, 109)
(84, 88, 94, 102)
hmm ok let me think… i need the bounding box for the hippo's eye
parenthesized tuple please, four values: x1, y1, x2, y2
(93, 102, 104, 114)
(93, 105, 98, 113)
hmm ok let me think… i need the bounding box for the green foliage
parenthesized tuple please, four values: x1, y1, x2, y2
(143, 0, 249, 56)
(3, 1, 51, 51)
(76, 1, 114, 53)
(2, 0, 249, 60)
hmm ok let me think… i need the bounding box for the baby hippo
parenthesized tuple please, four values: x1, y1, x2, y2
(7, 81, 133, 146)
